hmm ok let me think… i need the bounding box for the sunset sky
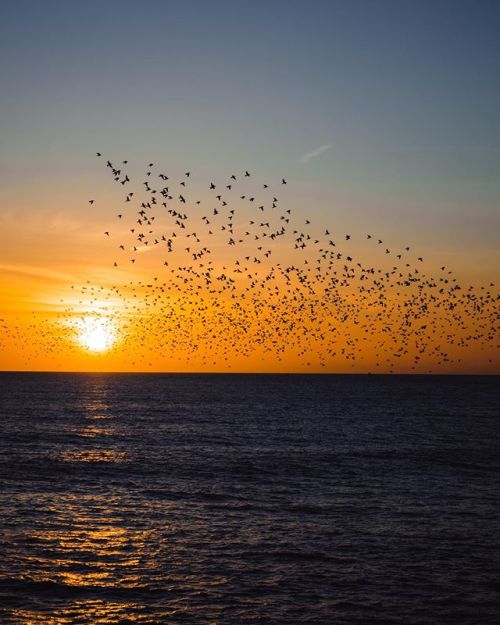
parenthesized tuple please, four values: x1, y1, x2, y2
(1, 0, 498, 372)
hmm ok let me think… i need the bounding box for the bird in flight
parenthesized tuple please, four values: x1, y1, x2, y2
(44, 152, 497, 373)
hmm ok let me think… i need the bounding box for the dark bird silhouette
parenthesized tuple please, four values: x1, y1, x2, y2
(67, 152, 497, 374)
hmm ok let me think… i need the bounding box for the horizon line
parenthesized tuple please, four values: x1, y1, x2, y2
(0, 370, 498, 376)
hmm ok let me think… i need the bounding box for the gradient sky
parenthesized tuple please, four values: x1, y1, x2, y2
(1, 0, 499, 372)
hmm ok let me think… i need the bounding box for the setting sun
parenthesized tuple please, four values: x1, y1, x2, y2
(76, 317, 116, 353)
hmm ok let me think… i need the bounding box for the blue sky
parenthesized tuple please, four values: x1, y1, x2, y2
(1, 0, 499, 261)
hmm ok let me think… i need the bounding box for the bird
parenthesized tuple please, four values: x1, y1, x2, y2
(52, 152, 495, 374)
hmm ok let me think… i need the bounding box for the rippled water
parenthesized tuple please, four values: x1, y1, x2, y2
(0, 373, 499, 624)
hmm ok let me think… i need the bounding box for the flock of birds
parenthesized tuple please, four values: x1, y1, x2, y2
(3, 154, 498, 371)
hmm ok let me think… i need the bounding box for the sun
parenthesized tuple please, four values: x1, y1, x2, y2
(77, 317, 116, 353)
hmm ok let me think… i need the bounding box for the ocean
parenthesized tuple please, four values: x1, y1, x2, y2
(0, 373, 498, 624)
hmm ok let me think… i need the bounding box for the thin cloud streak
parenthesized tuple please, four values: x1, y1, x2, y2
(0, 263, 78, 283)
(299, 144, 332, 163)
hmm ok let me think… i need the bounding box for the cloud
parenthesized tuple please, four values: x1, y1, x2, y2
(299, 144, 332, 163)
(135, 245, 156, 254)
(0, 263, 77, 283)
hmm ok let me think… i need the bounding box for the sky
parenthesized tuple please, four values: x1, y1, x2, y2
(0, 0, 498, 372)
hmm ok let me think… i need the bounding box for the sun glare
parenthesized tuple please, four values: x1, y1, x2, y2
(77, 317, 116, 353)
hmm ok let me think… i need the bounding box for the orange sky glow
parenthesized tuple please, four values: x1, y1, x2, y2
(0, 159, 497, 373)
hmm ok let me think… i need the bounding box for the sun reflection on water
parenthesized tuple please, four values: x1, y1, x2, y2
(59, 449, 127, 463)
(4, 379, 223, 624)
(69, 424, 114, 438)
(11, 600, 178, 624)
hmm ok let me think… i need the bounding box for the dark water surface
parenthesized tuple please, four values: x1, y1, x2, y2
(0, 373, 499, 624)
